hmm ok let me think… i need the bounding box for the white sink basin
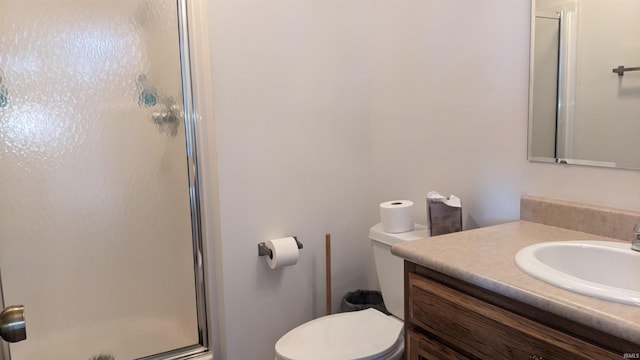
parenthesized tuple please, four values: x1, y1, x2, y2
(515, 240, 640, 306)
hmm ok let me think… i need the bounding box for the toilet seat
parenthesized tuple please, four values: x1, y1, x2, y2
(275, 308, 404, 360)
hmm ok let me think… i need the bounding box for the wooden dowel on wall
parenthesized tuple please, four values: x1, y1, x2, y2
(325, 233, 332, 315)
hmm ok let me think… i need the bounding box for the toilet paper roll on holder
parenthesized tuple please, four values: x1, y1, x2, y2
(258, 236, 303, 259)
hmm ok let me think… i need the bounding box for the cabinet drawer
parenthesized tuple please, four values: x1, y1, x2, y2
(406, 329, 467, 360)
(408, 272, 620, 360)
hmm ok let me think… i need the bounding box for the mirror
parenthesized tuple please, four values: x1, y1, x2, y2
(528, 0, 640, 169)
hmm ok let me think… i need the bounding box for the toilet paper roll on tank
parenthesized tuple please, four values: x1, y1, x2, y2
(379, 200, 414, 234)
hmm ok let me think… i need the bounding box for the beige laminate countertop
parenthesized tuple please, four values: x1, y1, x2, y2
(391, 220, 640, 345)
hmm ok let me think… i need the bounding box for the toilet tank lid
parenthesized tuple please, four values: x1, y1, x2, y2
(369, 223, 429, 246)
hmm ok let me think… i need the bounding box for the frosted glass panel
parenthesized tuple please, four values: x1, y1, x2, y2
(0, 1, 200, 359)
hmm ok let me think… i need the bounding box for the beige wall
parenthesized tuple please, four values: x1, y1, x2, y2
(200, 1, 640, 359)
(204, 1, 377, 359)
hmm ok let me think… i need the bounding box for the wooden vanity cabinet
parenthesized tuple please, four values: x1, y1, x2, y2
(404, 262, 637, 360)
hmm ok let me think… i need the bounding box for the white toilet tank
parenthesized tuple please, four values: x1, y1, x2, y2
(369, 223, 429, 320)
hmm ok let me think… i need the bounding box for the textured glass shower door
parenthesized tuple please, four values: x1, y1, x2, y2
(0, 1, 206, 359)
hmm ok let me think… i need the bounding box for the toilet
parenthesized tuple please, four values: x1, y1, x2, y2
(275, 223, 430, 360)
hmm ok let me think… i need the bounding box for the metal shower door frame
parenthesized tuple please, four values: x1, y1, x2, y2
(139, 0, 211, 359)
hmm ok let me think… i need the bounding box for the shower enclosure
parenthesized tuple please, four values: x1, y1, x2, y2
(0, 0, 209, 359)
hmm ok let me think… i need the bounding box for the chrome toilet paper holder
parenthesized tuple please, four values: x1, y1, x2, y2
(258, 236, 303, 258)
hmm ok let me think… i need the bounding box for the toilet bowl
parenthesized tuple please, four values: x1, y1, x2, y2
(274, 223, 429, 360)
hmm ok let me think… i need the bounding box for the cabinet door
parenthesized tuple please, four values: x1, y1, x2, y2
(406, 330, 468, 360)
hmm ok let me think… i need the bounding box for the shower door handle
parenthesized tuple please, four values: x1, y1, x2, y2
(0, 305, 26, 343)
(0, 269, 26, 351)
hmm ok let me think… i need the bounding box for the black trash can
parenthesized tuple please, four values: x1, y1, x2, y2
(340, 289, 390, 315)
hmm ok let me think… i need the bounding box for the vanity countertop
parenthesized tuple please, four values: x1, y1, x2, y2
(391, 220, 640, 345)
